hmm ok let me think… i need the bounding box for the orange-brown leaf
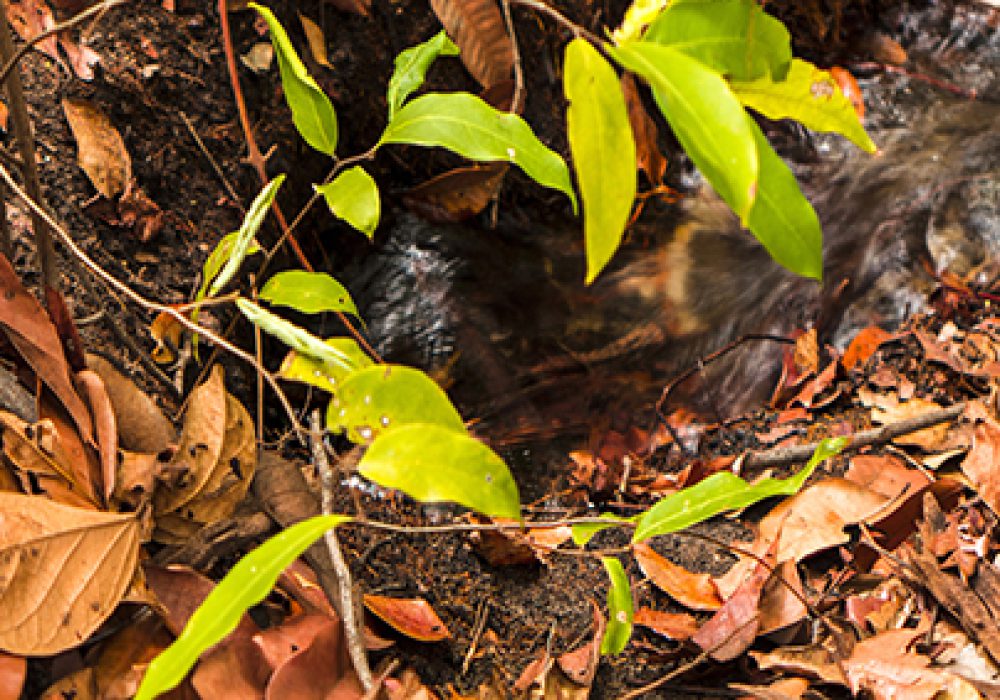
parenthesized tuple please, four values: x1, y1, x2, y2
(429, 0, 512, 89)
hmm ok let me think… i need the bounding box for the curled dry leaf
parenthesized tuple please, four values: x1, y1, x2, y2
(633, 541, 723, 611)
(363, 595, 451, 642)
(75, 369, 117, 503)
(84, 354, 174, 455)
(62, 98, 131, 199)
(429, 0, 512, 90)
(0, 492, 139, 655)
(621, 73, 667, 187)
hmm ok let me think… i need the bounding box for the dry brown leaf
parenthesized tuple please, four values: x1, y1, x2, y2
(192, 632, 270, 700)
(298, 13, 331, 68)
(730, 677, 810, 700)
(5, 0, 62, 70)
(265, 617, 364, 700)
(0, 652, 25, 700)
(429, 0, 512, 89)
(143, 564, 258, 639)
(632, 607, 697, 641)
(149, 309, 185, 365)
(387, 669, 439, 700)
(962, 416, 1000, 517)
(322, 0, 369, 18)
(757, 560, 808, 636)
(846, 454, 930, 500)
(633, 541, 722, 611)
(842, 629, 949, 700)
(865, 392, 951, 451)
(404, 163, 508, 223)
(751, 644, 847, 685)
(62, 98, 131, 199)
(40, 668, 97, 700)
(620, 73, 666, 186)
(842, 325, 894, 371)
(91, 613, 175, 700)
(75, 368, 117, 502)
(85, 354, 174, 454)
(363, 595, 450, 642)
(0, 492, 139, 654)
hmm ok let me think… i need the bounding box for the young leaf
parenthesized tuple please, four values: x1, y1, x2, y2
(279, 338, 373, 393)
(315, 167, 381, 239)
(236, 298, 358, 371)
(379, 92, 578, 212)
(632, 437, 848, 542)
(135, 514, 350, 700)
(198, 233, 262, 305)
(564, 38, 637, 284)
(642, 0, 791, 81)
(387, 29, 459, 120)
(210, 176, 285, 298)
(572, 513, 636, 547)
(326, 364, 465, 443)
(731, 58, 876, 153)
(250, 3, 338, 155)
(746, 118, 823, 280)
(613, 0, 669, 43)
(358, 423, 520, 520)
(610, 42, 757, 221)
(600, 557, 633, 655)
(259, 270, 360, 317)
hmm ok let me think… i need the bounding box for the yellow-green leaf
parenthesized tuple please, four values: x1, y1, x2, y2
(315, 167, 381, 239)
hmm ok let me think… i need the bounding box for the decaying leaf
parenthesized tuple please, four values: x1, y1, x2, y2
(620, 72, 667, 187)
(85, 354, 174, 455)
(261, 617, 364, 699)
(633, 541, 723, 611)
(514, 603, 603, 697)
(0, 492, 139, 655)
(633, 607, 698, 641)
(961, 414, 1000, 518)
(429, 0, 513, 90)
(403, 163, 508, 223)
(75, 368, 117, 503)
(298, 13, 331, 68)
(62, 98, 132, 199)
(364, 595, 451, 642)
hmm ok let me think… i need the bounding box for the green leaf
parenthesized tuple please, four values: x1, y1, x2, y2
(197, 232, 262, 306)
(135, 514, 350, 700)
(326, 364, 465, 443)
(359, 423, 520, 520)
(237, 298, 359, 371)
(600, 557, 633, 655)
(260, 270, 360, 316)
(610, 42, 757, 221)
(613, 0, 670, 43)
(572, 513, 636, 547)
(210, 176, 285, 298)
(746, 118, 823, 280)
(731, 58, 876, 153)
(251, 3, 338, 155)
(315, 167, 381, 239)
(564, 38, 637, 284)
(379, 92, 577, 212)
(642, 0, 791, 81)
(279, 338, 374, 393)
(387, 29, 459, 120)
(632, 437, 848, 542)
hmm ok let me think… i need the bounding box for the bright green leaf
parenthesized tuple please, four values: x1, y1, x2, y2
(732, 58, 876, 153)
(237, 298, 358, 371)
(746, 118, 823, 280)
(210, 176, 284, 298)
(279, 338, 374, 393)
(315, 167, 381, 239)
(379, 92, 577, 212)
(613, 0, 669, 43)
(260, 270, 360, 316)
(359, 423, 520, 520)
(135, 514, 350, 700)
(572, 513, 635, 547)
(326, 364, 465, 443)
(387, 30, 459, 120)
(610, 42, 758, 221)
(197, 232, 261, 306)
(600, 557, 633, 655)
(564, 38, 637, 285)
(251, 3, 338, 155)
(632, 437, 848, 542)
(642, 0, 791, 81)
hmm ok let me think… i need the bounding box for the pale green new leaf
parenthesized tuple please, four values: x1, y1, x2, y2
(210, 176, 284, 298)
(600, 557, 633, 655)
(387, 29, 459, 120)
(135, 514, 350, 700)
(572, 513, 636, 547)
(746, 118, 823, 280)
(380, 92, 577, 211)
(315, 167, 381, 239)
(642, 0, 791, 81)
(237, 298, 357, 371)
(564, 38, 636, 284)
(326, 364, 465, 443)
(279, 338, 373, 393)
(632, 437, 847, 542)
(359, 423, 521, 520)
(259, 270, 360, 317)
(197, 232, 261, 306)
(251, 3, 338, 155)
(610, 42, 757, 221)
(613, 0, 669, 43)
(732, 58, 876, 153)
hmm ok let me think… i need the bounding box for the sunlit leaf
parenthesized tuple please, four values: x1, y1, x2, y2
(325, 364, 464, 443)
(279, 338, 373, 393)
(746, 118, 823, 280)
(642, 0, 791, 81)
(135, 514, 350, 700)
(198, 233, 261, 305)
(259, 270, 359, 316)
(613, 0, 669, 43)
(600, 557, 633, 655)
(315, 167, 380, 238)
(236, 298, 358, 371)
(379, 92, 577, 211)
(359, 423, 520, 519)
(564, 38, 636, 284)
(732, 58, 876, 153)
(251, 3, 338, 155)
(387, 29, 459, 120)
(572, 513, 635, 547)
(209, 176, 284, 298)
(633, 437, 847, 542)
(610, 42, 757, 221)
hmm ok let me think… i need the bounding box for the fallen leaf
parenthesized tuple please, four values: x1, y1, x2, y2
(0, 492, 139, 654)
(473, 518, 571, 566)
(363, 595, 450, 642)
(143, 564, 258, 639)
(5, 0, 62, 70)
(429, 0, 512, 89)
(730, 677, 810, 700)
(298, 14, 331, 68)
(58, 32, 101, 81)
(40, 668, 97, 700)
(192, 631, 270, 699)
(620, 73, 666, 186)
(632, 607, 697, 641)
(751, 644, 847, 685)
(0, 652, 25, 700)
(85, 354, 174, 454)
(842, 629, 948, 700)
(75, 368, 117, 502)
(846, 454, 930, 500)
(633, 542, 723, 611)
(866, 393, 951, 451)
(842, 325, 894, 370)
(961, 415, 1000, 518)
(62, 98, 131, 199)
(403, 163, 508, 223)
(757, 560, 808, 636)
(264, 617, 364, 699)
